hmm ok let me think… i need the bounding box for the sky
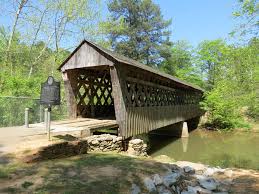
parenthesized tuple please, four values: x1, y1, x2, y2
(152, 0, 238, 46)
(0, 0, 239, 48)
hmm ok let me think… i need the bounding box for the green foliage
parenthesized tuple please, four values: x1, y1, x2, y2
(160, 40, 203, 87)
(21, 181, 33, 189)
(201, 82, 251, 129)
(0, 30, 69, 126)
(196, 39, 227, 90)
(0, 0, 102, 126)
(102, 0, 172, 67)
(199, 39, 258, 129)
(232, 0, 259, 38)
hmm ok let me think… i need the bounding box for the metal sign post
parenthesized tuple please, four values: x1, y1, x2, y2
(47, 106, 51, 141)
(40, 76, 61, 141)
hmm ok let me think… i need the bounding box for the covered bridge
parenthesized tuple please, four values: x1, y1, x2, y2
(58, 40, 204, 139)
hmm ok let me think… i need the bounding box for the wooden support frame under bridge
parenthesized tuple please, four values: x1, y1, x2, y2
(58, 40, 204, 139)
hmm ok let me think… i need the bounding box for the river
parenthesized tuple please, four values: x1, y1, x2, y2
(149, 129, 259, 170)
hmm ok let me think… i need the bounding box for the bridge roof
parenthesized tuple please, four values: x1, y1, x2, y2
(58, 40, 204, 92)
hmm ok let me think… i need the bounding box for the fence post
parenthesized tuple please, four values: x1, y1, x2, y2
(25, 108, 29, 128)
(39, 105, 43, 123)
(44, 108, 48, 130)
(47, 108, 51, 141)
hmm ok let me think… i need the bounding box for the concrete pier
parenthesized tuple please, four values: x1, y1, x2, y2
(181, 122, 189, 138)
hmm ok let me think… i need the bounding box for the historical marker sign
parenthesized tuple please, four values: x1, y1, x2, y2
(40, 76, 60, 106)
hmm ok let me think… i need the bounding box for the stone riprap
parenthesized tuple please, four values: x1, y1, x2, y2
(127, 139, 148, 157)
(132, 161, 232, 194)
(84, 134, 123, 152)
(23, 134, 123, 162)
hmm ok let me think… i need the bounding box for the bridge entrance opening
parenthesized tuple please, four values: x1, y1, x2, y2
(64, 66, 115, 120)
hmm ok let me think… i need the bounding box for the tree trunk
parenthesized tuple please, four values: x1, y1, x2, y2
(6, 0, 28, 76)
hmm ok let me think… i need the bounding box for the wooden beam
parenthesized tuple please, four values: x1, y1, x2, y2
(62, 70, 78, 118)
(110, 64, 127, 137)
(126, 77, 176, 93)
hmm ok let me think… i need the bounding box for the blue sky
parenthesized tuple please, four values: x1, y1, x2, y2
(0, 0, 239, 48)
(152, 0, 238, 46)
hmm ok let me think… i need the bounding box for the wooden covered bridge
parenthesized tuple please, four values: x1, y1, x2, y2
(58, 40, 204, 139)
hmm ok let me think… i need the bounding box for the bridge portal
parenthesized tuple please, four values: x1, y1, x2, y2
(58, 40, 204, 139)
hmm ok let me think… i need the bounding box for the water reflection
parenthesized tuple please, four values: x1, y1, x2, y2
(181, 138, 188, 153)
(148, 129, 259, 170)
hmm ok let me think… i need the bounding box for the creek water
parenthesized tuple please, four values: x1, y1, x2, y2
(148, 129, 259, 170)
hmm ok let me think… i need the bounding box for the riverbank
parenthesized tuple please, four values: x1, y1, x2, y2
(1, 152, 259, 193)
(0, 126, 258, 193)
(149, 127, 259, 171)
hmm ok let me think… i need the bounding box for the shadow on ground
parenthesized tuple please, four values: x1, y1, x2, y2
(230, 174, 259, 194)
(0, 144, 14, 165)
(0, 153, 169, 194)
(53, 134, 78, 141)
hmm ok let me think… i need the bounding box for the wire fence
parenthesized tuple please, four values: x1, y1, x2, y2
(0, 96, 68, 127)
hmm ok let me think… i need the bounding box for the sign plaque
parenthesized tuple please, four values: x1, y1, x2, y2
(40, 76, 60, 106)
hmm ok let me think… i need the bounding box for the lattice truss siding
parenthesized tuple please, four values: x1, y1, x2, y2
(121, 67, 203, 138)
(74, 69, 115, 118)
(124, 69, 202, 108)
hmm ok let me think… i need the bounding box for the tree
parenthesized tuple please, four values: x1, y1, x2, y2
(1, 0, 102, 77)
(160, 40, 203, 87)
(5, 0, 28, 75)
(232, 0, 259, 39)
(102, 0, 172, 67)
(199, 39, 258, 128)
(196, 40, 227, 90)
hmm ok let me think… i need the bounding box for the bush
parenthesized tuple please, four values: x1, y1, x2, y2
(201, 81, 251, 130)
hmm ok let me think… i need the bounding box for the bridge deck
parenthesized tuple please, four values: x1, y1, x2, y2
(0, 118, 117, 153)
(50, 118, 118, 136)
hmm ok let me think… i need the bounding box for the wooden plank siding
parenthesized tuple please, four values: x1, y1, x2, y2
(118, 63, 203, 138)
(125, 105, 202, 137)
(59, 40, 204, 139)
(60, 41, 114, 71)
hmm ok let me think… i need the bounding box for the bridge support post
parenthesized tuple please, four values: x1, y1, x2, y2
(181, 122, 189, 138)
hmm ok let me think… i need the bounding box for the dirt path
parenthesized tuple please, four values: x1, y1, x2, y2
(0, 125, 47, 154)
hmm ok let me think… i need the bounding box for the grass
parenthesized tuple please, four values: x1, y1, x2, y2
(21, 181, 34, 189)
(0, 153, 168, 194)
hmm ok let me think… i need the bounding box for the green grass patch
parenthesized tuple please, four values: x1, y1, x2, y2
(1, 153, 167, 194)
(22, 181, 33, 189)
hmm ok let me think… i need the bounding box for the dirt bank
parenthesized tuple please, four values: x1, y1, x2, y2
(0, 153, 258, 194)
